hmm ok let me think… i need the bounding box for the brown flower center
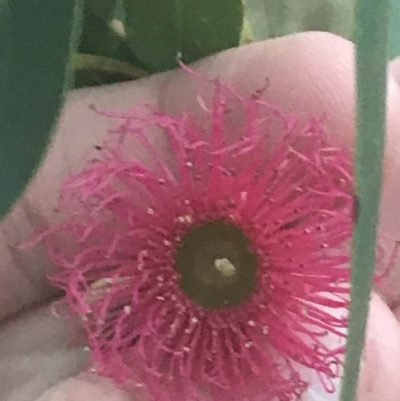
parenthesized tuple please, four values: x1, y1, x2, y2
(175, 220, 257, 309)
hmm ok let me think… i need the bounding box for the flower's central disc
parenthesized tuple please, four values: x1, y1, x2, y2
(175, 220, 257, 309)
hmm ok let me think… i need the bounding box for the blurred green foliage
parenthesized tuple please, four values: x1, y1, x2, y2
(244, 0, 355, 41)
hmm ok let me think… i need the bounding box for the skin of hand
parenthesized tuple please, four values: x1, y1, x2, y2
(1, 31, 400, 401)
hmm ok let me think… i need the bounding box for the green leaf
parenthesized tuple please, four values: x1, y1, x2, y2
(340, 1, 389, 401)
(0, 0, 82, 218)
(123, 0, 243, 72)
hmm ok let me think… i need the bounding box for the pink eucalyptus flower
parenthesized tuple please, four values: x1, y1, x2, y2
(37, 71, 355, 401)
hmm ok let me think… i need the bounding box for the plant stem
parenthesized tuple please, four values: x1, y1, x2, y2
(339, 1, 390, 401)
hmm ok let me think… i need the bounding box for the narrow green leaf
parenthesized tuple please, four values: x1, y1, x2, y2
(390, 0, 400, 57)
(72, 53, 148, 80)
(123, 0, 243, 72)
(0, 0, 83, 218)
(340, 1, 389, 401)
